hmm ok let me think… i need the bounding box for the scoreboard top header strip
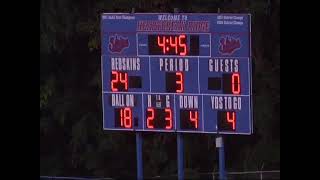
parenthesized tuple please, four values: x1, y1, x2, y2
(101, 13, 251, 58)
(101, 13, 251, 33)
(101, 13, 251, 16)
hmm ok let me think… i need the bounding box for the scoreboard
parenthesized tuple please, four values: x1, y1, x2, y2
(101, 13, 252, 134)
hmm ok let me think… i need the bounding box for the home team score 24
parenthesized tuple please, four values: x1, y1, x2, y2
(101, 13, 252, 134)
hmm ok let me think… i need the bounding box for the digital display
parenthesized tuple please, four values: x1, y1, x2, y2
(218, 111, 236, 131)
(180, 110, 199, 130)
(148, 35, 199, 56)
(111, 71, 128, 92)
(111, 71, 142, 91)
(101, 13, 252, 134)
(146, 108, 173, 129)
(166, 72, 184, 93)
(114, 107, 133, 128)
(208, 73, 241, 95)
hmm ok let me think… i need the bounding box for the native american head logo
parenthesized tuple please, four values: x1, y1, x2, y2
(218, 35, 241, 55)
(108, 34, 129, 53)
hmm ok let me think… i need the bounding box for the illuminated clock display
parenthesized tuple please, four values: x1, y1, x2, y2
(148, 35, 199, 56)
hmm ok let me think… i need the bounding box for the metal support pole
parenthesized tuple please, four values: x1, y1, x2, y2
(177, 133, 184, 180)
(216, 136, 226, 180)
(260, 162, 265, 180)
(136, 132, 143, 180)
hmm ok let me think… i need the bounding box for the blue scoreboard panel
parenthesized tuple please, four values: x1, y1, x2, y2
(101, 13, 252, 134)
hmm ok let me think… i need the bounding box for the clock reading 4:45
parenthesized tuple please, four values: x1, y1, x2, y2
(157, 35, 187, 55)
(148, 34, 188, 56)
